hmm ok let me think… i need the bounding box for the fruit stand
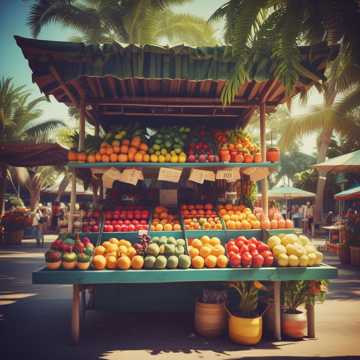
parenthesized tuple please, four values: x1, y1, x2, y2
(16, 36, 338, 344)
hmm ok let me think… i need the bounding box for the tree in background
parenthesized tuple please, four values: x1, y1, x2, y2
(0, 77, 66, 213)
(28, 0, 217, 46)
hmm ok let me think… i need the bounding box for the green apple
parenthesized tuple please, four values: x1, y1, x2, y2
(273, 244, 287, 257)
(307, 253, 317, 266)
(268, 236, 281, 249)
(277, 253, 289, 266)
(288, 254, 300, 267)
(299, 254, 309, 267)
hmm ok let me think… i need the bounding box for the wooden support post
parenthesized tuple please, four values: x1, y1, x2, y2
(68, 168, 77, 233)
(72, 284, 80, 344)
(306, 303, 315, 338)
(79, 99, 86, 152)
(259, 103, 268, 218)
(273, 281, 281, 341)
(94, 122, 99, 137)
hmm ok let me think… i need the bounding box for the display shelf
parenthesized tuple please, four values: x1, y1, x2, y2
(33, 264, 337, 284)
(68, 161, 279, 169)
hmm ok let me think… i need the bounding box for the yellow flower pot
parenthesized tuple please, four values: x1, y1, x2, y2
(228, 312, 263, 345)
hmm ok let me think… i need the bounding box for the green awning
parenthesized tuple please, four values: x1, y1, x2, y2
(314, 150, 360, 173)
(268, 186, 315, 199)
(334, 185, 360, 200)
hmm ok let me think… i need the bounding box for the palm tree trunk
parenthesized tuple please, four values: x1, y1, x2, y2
(314, 127, 333, 223)
(56, 174, 70, 202)
(0, 164, 7, 215)
(29, 189, 41, 210)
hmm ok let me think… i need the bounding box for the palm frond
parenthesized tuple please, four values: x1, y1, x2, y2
(335, 86, 360, 115)
(23, 119, 66, 142)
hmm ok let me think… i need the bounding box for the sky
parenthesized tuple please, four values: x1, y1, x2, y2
(0, 0, 323, 154)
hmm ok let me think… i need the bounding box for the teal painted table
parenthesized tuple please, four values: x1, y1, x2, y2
(32, 264, 337, 344)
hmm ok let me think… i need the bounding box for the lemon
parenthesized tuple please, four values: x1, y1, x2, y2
(170, 154, 178, 163)
(178, 154, 186, 163)
(158, 155, 166, 163)
(150, 154, 158, 162)
(161, 148, 167, 155)
(165, 153, 171, 162)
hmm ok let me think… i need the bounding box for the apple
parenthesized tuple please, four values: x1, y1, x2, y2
(128, 224, 136, 231)
(263, 255, 274, 266)
(92, 225, 99, 232)
(230, 254, 241, 267)
(241, 252, 252, 267)
(252, 254, 264, 267)
(121, 225, 129, 232)
(114, 224, 121, 232)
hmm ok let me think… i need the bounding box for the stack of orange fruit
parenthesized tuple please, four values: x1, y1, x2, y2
(217, 204, 261, 230)
(88, 136, 150, 163)
(188, 236, 228, 269)
(92, 238, 144, 270)
(150, 206, 182, 231)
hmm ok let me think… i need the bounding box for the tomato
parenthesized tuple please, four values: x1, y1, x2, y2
(252, 254, 264, 268)
(236, 236, 247, 242)
(257, 242, 269, 252)
(239, 244, 249, 254)
(228, 245, 239, 254)
(226, 240, 236, 248)
(249, 243, 257, 252)
(235, 239, 244, 248)
(250, 249, 259, 257)
(260, 250, 273, 258)
(228, 251, 238, 259)
(263, 255, 274, 266)
(241, 251, 252, 267)
(230, 254, 241, 267)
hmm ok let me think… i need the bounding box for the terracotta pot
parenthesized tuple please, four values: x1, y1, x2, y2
(282, 311, 307, 339)
(77, 262, 90, 270)
(266, 147, 280, 162)
(194, 300, 226, 337)
(62, 261, 77, 270)
(46, 261, 62, 270)
(228, 312, 263, 345)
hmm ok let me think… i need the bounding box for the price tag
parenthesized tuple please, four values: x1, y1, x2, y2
(158, 168, 182, 183)
(243, 167, 269, 182)
(138, 229, 148, 236)
(216, 168, 240, 182)
(119, 169, 139, 186)
(188, 169, 205, 184)
(202, 170, 216, 182)
(102, 167, 122, 188)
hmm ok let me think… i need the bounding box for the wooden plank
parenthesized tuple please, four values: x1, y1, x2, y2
(273, 281, 281, 341)
(68, 168, 77, 233)
(71, 284, 80, 344)
(259, 103, 269, 218)
(306, 303, 315, 338)
(79, 100, 86, 152)
(33, 264, 337, 285)
(102, 111, 241, 118)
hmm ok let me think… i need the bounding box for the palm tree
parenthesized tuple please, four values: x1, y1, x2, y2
(0, 77, 66, 213)
(28, 0, 217, 46)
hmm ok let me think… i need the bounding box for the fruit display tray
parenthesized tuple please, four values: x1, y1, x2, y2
(33, 264, 337, 284)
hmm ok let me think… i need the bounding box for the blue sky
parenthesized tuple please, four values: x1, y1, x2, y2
(0, 0, 321, 153)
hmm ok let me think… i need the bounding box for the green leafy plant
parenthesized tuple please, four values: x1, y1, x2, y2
(228, 281, 265, 317)
(200, 286, 227, 304)
(283, 280, 328, 314)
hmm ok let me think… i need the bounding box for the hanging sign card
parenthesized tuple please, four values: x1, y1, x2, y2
(202, 170, 216, 182)
(158, 168, 182, 183)
(119, 169, 141, 186)
(102, 167, 122, 188)
(216, 168, 240, 182)
(188, 169, 205, 184)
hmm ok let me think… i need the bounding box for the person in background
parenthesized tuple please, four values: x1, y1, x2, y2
(304, 201, 314, 235)
(51, 201, 61, 232)
(33, 207, 44, 246)
(326, 211, 334, 226)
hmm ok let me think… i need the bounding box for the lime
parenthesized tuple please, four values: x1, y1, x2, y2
(155, 150, 161, 156)
(174, 148, 182, 154)
(153, 144, 161, 151)
(160, 148, 168, 155)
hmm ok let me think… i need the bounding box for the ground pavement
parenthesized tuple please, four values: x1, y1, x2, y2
(0, 236, 359, 360)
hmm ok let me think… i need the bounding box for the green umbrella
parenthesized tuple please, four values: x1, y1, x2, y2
(268, 186, 316, 200)
(313, 150, 360, 173)
(334, 185, 360, 200)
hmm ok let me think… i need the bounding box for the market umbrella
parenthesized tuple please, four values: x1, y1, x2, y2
(263, 186, 316, 200)
(334, 185, 360, 200)
(313, 149, 360, 173)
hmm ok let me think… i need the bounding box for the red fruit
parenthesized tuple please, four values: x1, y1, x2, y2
(114, 224, 121, 232)
(133, 220, 139, 225)
(126, 211, 134, 219)
(111, 220, 118, 226)
(124, 220, 130, 225)
(226, 240, 236, 248)
(257, 242, 270, 252)
(119, 211, 126, 219)
(230, 254, 241, 267)
(228, 251, 238, 259)
(252, 254, 264, 268)
(92, 225, 99, 232)
(112, 213, 119, 220)
(128, 224, 136, 231)
(121, 225, 129, 232)
(260, 250, 273, 258)
(250, 249, 259, 257)
(228, 244, 239, 254)
(235, 239, 244, 248)
(134, 211, 141, 220)
(249, 243, 257, 252)
(263, 255, 274, 267)
(240, 244, 249, 254)
(236, 236, 247, 242)
(141, 210, 149, 219)
(241, 252, 252, 267)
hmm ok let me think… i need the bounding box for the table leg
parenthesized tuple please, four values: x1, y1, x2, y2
(72, 284, 80, 344)
(306, 303, 315, 338)
(273, 281, 281, 341)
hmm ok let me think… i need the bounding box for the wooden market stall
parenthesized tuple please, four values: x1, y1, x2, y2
(15, 36, 338, 343)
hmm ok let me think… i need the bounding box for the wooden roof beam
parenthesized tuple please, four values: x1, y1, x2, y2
(102, 111, 241, 118)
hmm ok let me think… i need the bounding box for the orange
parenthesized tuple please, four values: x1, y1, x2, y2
(118, 245, 128, 256)
(94, 245, 106, 256)
(87, 154, 96, 162)
(92, 255, 106, 270)
(110, 153, 118, 162)
(118, 239, 132, 247)
(139, 143, 148, 152)
(173, 224, 181, 231)
(95, 152, 102, 162)
(121, 139, 130, 146)
(163, 223, 173, 231)
(106, 251, 117, 258)
(134, 152, 143, 162)
(200, 236, 211, 244)
(212, 244, 225, 257)
(127, 247, 137, 259)
(199, 246, 212, 258)
(143, 154, 150, 162)
(109, 238, 119, 245)
(118, 153, 128, 162)
(191, 238, 203, 249)
(189, 247, 199, 258)
(210, 237, 221, 246)
(130, 136, 141, 148)
(101, 155, 110, 162)
(128, 151, 136, 162)
(155, 223, 163, 231)
(117, 255, 131, 270)
(106, 255, 117, 269)
(102, 241, 111, 249)
(106, 147, 113, 156)
(112, 140, 120, 147)
(113, 145, 120, 154)
(120, 145, 129, 154)
(99, 147, 107, 155)
(204, 255, 217, 268)
(131, 255, 144, 270)
(217, 255, 229, 268)
(192, 255, 205, 269)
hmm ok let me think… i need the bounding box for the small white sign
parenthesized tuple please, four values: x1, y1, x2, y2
(202, 170, 216, 182)
(216, 168, 240, 182)
(158, 167, 182, 183)
(188, 169, 205, 184)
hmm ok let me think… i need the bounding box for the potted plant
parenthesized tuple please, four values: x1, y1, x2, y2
(226, 281, 267, 345)
(194, 287, 227, 337)
(282, 280, 328, 339)
(77, 253, 91, 270)
(45, 249, 62, 270)
(1, 208, 32, 244)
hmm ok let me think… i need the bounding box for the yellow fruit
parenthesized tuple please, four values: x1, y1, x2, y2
(170, 154, 178, 163)
(200, 235, 211, 244)
(155, 223, 163, 231)
(163, 223, 173, 231)
(118, 245, 128, 256)
(102, 241, 111, 250)
(94, 245, 106, 256)
(150, 154, 158, 162)
(217, 255, 229, 268)
(106, 255, 117, 269)
(158, 155, 166, 163)
(118, 239, 132, 248)
(165, 154, 171, 162)
(127, 247, 137, 259)
(199, 246, 212, 258)
(173, 224, 181, 231)
(212, 244, 225, 257)
(205, 255, 217, 268)
(109, 238, 119, 245)
(106, 243, 118, 254)
(192, 238, 203, 249)
(178, 155, 186, 163)
(210, 237, 221, 246)
(117, 255, 131, 270)
(131, 255, 144, 270)
(189, 247, 200, 258)
(192, 255, 205, 269)
(92, 255, 106, 270)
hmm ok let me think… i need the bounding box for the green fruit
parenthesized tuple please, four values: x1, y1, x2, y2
(77, 253, 90, 263)
(174, 148, 182, 154)
(154, 255, 167, 269)
(167, 256, 179, 269)
(167, 237, 177, 245)
(84, 247, 93, 257)
(165, 141, 172, 148)
(62, 252, 77, 262)
(144, 256, 156, 269)
(176, 239, 186, 246)
(64, 238, 75, 245)
(159, 244, 165, 255)
(175, 245, 185, 256)
(178, 255, 191, 269)
(151, 236, 160, 244)
(153, 144, 161, 151)
(146, 243, 160, 257)
(164, 244, 176, 256)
